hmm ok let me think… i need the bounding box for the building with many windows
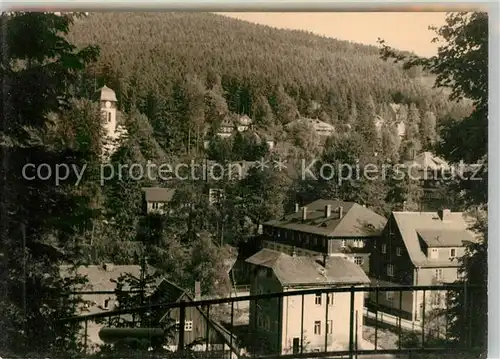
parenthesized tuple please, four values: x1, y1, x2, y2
(246, 249, 370, 355)
(261, 200, 387, 273)
(369, 209, 475, 321)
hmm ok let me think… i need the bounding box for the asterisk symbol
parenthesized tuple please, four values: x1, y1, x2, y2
(255, 157, 269, 172)
(273, 158, 287, 172)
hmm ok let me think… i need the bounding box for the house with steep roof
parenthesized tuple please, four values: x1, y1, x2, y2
(261, 200, 387, 273)
(60, 263, 157, 349)
(153, 279, 242, 358)
(142, 187, 176, 214)
(369, 209, 475, 322)
(246, 249, 370, 355)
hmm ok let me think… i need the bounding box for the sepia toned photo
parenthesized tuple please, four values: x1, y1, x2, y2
(0, 10, 488, 359)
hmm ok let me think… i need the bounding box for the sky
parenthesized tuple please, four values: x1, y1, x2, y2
(217, 12, 448, 57)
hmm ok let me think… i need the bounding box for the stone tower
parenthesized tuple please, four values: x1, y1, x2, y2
(97, 85, 118, 139)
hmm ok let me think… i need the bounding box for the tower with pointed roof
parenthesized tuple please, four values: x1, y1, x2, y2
(98, 85, 118, 139)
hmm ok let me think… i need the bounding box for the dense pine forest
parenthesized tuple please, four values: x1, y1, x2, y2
(0, 11, 487, 358)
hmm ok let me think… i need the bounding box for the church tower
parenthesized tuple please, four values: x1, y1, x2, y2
(98, 85, 118, 139)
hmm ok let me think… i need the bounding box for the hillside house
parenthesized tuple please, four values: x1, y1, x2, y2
(60, 264, 157, 349)
(216, 115, 254, 138)
(155, 279, 241, 358)
(403, 152, 454, 211)
(369, 209, 475, 321)
(143, 187, 176, 214)
(246, 249, 370, 355)
(237, 115, 253, 132)
(261, 200, 387, 273)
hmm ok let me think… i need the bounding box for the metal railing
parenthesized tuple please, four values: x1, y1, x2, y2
(59, 284, 483, 359)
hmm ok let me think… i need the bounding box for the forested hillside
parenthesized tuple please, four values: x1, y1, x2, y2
(68, 12, 470, 156)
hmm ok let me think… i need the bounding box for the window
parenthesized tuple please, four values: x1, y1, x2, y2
(327, 293, 335, 305)
(430, 248, 438, 259)
(450, 248, 456, 258)
(315, 293, 322, 305)
(387, 264, 394, 277)
(354, 256, 363, 266)
(434, 269, 443, 280)
(396, 247, 402, 256)
(176, 320, 193, 332)
(152, 202, 160, 210)
(107, 112, 112, 123)
(314, 321, 321, 335)
(103, 298, 110, 310)
(381, 244, 387, 254)
(326, 320, 333, 334)
(341, 240, 347, 248)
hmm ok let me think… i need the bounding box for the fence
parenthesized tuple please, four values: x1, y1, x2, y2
(59, 284, 483, 359)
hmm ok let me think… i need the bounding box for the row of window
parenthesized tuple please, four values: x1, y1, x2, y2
(386, 265, 446, 281)
(265, 229, 365, 249)
(383, 292, 443, 307)
(313, 320, 333, 335)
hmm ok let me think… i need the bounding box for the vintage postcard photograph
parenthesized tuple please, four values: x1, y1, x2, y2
(0, 10, 488, 359)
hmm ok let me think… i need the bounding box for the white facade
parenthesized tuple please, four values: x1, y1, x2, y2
(280, 288, 365, 354)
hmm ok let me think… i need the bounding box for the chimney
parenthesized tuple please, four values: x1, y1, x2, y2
(194, 281, 201, 300)
(295, 203, 300, 213)
(324, 204, 332, 218)
(302, 206, 308, 221)
(338, 206, 344, 219)
(438, 209, 451, 222)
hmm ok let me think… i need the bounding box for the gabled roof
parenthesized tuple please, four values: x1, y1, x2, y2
(142, 187, 176, 203)
(264, 199, 387, 238)
(392, 211, 475, 268)
(245, 249, 370, 286)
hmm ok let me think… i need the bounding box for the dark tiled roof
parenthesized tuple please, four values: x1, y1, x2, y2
(143, 187, 176, 203)
(392, 211, 476, 268)
(246, 248, 370, 286)
(417, 229, 474, 248)
(264, 199, 386, 238)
